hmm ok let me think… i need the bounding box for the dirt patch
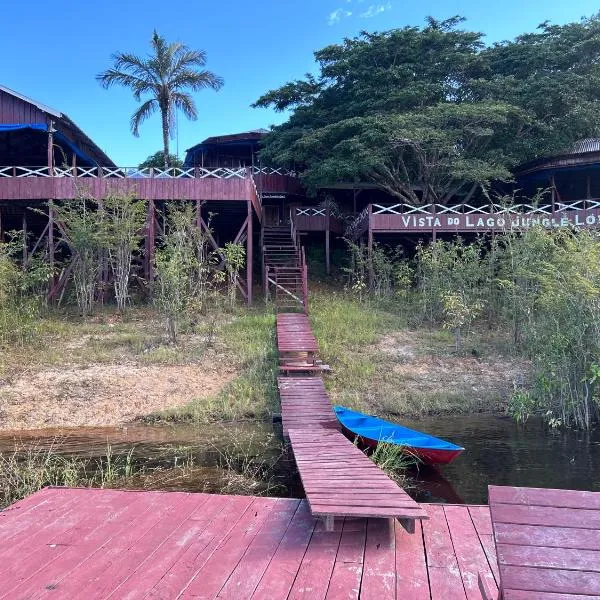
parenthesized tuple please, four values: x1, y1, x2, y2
(0, 363, 235, 429)
(371, 331, 530, 415)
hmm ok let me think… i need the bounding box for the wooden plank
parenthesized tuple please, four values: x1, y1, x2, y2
(422, 505, 467, 600)
(497, 543, 600, 572)
(395, 519, 430, 600)
(488, 485, 600, 599)
(289, 428, 427, 522)
(489, 486, 600, 510)
(216, 498, 300, 599)
(57, 493, 207, 599)
(179, 497, 277, 598)
(3, 490, 191, 599)
(145, 495, 255, 599)
(360, 518, 396, 600)
(445, 505, 498, 600)
(500, 565, 600, 596)
(101, 494, 229, 598)
(287, 519, 343, 599)
(251, 500, 317, 600)
(493, 522, 600, 551)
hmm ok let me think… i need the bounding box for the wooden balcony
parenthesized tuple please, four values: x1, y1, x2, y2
(292, 207, 343, 234)
(346, 200, 600, 237)
(0, 166, 290, 222)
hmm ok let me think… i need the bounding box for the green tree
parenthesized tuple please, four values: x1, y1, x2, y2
(255, 15, 600, 201)
(98, 31, 223, 170)
(139, 151, 183, 170)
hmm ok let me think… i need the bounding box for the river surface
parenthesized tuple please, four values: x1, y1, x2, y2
(0, 415, 598, 504)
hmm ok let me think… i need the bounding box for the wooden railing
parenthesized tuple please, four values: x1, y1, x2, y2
(346, 200, 600, 236)
(0, 165, 249, 179)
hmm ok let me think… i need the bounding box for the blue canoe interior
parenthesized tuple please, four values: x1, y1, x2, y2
(333, 405, 465, 465)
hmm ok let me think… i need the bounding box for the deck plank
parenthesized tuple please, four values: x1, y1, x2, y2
(216, 498, 300, 599)
(287, 519, 343, 599)
(360, 518, 396, 600)
(4, 489, 189, 599)
(445, 505, 498, 600)
(488, 485, 600, 599)
(289, 428, 427, 523)
(251, 500, 317, 600)
(0, 488, 506, 599)
(422, 504, 467, 600)
(146, 495, 255, 599)
(179, 497, 277, 598)
(395, 519, 430, 599)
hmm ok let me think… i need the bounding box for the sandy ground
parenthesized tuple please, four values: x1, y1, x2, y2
(0, 363, 235, 430)
(375, 331, 529, 412)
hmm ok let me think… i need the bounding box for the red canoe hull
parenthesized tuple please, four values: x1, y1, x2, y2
(341, 426, 463, 465)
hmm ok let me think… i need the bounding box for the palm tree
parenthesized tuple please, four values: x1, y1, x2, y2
(97, 31, 223, 170)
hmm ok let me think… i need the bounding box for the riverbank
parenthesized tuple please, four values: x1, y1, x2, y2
(0, 292, 527, 431)
(310, 288, 529, 419)
(0, 307, 275, 430)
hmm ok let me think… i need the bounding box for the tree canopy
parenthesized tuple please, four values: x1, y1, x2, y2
(254, 15, 600, 202)
(139, 151, 183, 170)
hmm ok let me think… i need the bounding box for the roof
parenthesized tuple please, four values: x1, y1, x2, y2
(0, 84, 115, 167)
(0, 84, 62, 118)
(515, 138, 600, 178)
(185, 129, 269, 153)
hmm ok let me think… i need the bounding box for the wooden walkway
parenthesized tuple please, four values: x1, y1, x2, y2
(485, 485, 600, 600)
(276, 312, 425, 533)
(278, 376, 338, 439)
(276, 313, 325, 373)
(0, 487, 498, 600)
(289, 429, 427, 531)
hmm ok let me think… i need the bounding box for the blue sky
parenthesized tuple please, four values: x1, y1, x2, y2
(2, 0, 598, 165)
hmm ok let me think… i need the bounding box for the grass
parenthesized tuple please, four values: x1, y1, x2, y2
(0, 441, 141, 509)
(0, 428, 287, 509)
(143, 310, 278, 424)
(309, 284, 521, 418)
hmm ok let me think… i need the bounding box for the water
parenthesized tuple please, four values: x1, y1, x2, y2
(404, 414, 600, 504)
(0, 415, 598, 505)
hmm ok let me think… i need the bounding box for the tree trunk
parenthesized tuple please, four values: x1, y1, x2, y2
(161, 109, 170, 171)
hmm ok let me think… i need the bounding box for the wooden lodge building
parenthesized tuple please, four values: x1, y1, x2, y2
(3, 82, 600, 306)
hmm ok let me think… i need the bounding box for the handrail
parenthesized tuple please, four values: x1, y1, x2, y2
(301, 246, 309, 314)
(0, 165, 297, 180)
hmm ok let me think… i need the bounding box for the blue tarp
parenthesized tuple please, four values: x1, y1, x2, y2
(0, 123, 97, 166)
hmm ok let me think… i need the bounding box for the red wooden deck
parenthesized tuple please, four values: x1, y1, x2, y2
(277, 376, 338, 439)
(288, 428, 427, 530)
(0, 487, 499, 599)
(487, 485, 600, 600)
(276, 314, 318, 350)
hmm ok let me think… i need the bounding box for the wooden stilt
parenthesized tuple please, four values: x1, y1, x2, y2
(325, 229, 330, 275)
(48, 201, 56, 302)
(367, 204, 373, 288)
(22, 210, 27, 264)
(145, 199, 156, 288)
(0, 205, 3, 242)
(246, 199, 253, 306)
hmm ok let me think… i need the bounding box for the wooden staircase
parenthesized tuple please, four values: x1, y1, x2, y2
(262, 223, 308, 312)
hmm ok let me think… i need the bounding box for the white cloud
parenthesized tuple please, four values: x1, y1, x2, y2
(328, 8, 352, 25)
(360, 2, 392, 18)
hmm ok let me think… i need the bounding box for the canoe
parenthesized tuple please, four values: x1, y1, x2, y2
(333, 405, 464, 465)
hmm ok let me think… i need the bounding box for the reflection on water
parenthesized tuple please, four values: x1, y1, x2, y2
(0, 422, 300, 498)
(403, 415, 600, 504)
(1, 414, 598, 505)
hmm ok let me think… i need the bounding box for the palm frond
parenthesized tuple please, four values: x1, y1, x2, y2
(171, 48, 208, 75)
(130, 98, 158, 137)
(171, 69, 224, 92)
(172, 93, 198, 121)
